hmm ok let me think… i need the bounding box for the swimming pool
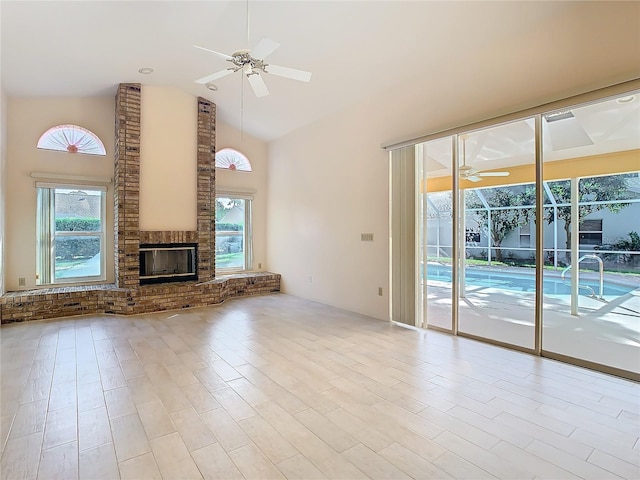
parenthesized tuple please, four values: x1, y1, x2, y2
(425, 263, 637, 296)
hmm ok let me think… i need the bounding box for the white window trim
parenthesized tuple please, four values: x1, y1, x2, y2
(215, 192, 253, 273)
(32, 172, 112, 184)
(36, 183, 107, 285)
(216, 186, 255, 199)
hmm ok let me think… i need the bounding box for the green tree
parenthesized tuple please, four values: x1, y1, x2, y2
(543, 175, 632, 261)
(466, 188, 532, 262)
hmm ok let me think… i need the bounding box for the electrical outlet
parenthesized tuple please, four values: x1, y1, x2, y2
(258, 262, 262, 269)
(18, 277, 26, 287)
(378, 287, 383, 296)
(308, 275, 313, 283)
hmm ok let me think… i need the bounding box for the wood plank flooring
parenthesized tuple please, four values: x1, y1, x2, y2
(1, 293, 638, 479)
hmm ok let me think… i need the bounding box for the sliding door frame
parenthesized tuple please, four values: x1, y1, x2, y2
(388, 79, 640, 381)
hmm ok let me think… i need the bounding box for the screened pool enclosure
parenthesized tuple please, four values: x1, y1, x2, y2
(426, 175, 640, 271)
(389, 81, 640, 380)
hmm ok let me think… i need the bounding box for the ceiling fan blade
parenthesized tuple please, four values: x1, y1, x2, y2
(265, 64, 312, 82)
(195, 69, 235, 84)
(478, 171, 510, 177)
(193, 44, 233, 61)
(250, 37, 280, 60)
(247, 73, 269, 97)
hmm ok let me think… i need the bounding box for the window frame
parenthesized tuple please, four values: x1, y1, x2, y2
(579, 219, 603, 246)
(519, 223, 532, 248)
(215, 191, 254, 273)
(36, 182, 107, 285)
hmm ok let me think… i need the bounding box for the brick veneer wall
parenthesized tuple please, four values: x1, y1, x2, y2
(197, 98, 216, 282)
(114, 83, 141, 289)
(139, 231, 198, 244)
(0, 85, 280, 324)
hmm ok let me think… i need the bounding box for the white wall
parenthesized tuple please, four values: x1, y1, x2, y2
(266, 1, 639, 321)
(268, 104, 390, 320)
(4, 97, 115, 291)
(216, 121, 269, 271)
(140, 86, 197, 231)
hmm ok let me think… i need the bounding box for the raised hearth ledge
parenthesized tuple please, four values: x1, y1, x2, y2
(0, 272, 280, 324)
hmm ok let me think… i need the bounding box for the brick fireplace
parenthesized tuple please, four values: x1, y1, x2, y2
(114, 84, 216, 286)
(0, 84, 280, 323)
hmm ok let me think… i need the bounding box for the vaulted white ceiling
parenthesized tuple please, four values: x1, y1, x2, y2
(2, 1, 639, 142)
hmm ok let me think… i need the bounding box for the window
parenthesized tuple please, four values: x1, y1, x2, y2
(215, 148, 252, 171)
(37, 124, 106, 156)
(579, 219, 603, 245)
(520, 223, 531, 247)
(215, 195, 252, 271)
(465, 228, 480, 244)
(36, 184, 106, 284)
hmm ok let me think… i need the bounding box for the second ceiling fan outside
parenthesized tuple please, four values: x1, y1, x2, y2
(460, 135, 510, 182)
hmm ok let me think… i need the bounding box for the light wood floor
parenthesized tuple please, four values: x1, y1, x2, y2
(1, 293, 639, 479)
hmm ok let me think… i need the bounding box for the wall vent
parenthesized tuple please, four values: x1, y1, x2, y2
(361, 233, 374, 242)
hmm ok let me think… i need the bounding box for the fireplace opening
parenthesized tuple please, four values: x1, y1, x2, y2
(139, 243, 197, 285)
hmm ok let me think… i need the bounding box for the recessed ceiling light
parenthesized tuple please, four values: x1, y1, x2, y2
(206, 83, 218, 91)
(138, 67, 154, 75)
(616, 95, 636, 104)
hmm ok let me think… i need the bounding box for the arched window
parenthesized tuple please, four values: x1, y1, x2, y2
(215, 148, 252, 172)
(37, 124, 106, 156)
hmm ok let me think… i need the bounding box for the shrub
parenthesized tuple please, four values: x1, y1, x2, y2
(598, 231, 640, 266)
(215, 223, 242, 232)
(55, 217, 101, 232)
(55, 237, 100, 260)
(611, 231, 640, 251)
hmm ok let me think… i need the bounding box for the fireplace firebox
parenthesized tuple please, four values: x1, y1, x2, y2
(139, 243, 197, 284)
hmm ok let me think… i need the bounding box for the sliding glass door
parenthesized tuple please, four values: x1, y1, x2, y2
(417, 137, 454, 331)
(408, 84, 640, 379)
(457, 121, 537, 349)
(541, 95, 640, 373)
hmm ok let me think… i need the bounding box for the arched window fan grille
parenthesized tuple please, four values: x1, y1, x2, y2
(215, 148, 252, 171)
(37, 124, 106, 156)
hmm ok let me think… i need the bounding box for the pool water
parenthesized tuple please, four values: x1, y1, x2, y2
(425, 264, 637, 296)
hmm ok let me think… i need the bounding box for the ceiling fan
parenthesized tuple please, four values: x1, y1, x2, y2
(459, 135, 510, 182)
(193, 37, 312, 98)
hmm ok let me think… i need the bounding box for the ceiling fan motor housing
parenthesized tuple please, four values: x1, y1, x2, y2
(230, 51, 267, 75)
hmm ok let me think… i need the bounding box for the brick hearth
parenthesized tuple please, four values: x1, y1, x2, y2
(0, 273, 281, 323)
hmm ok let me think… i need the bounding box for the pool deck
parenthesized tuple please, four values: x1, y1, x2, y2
(424, 265, 640, 375)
